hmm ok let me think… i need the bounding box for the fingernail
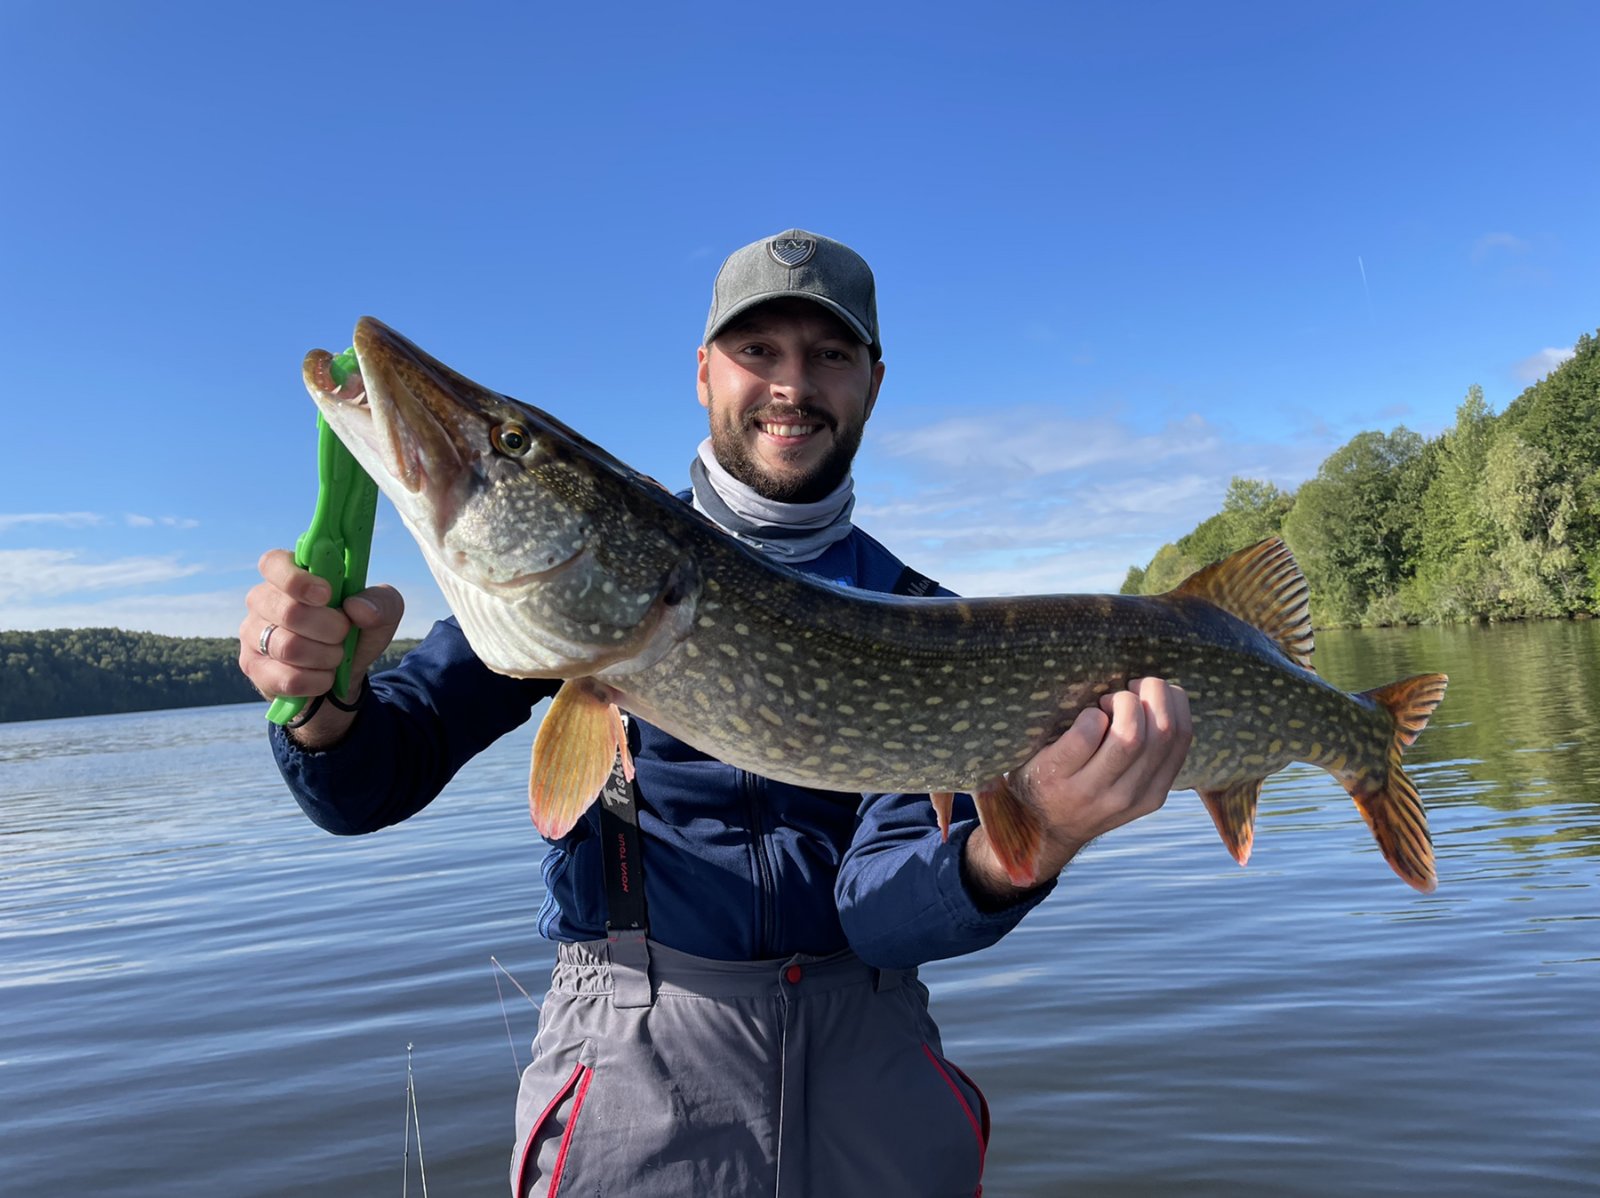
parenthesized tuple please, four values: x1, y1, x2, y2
(346, 596, 378, 619)
(307, 581, 332, 605)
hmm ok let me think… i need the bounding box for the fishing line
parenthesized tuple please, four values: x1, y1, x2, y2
(491, 962, 521, 1076)
(401, 1051, 411, 1198)
(401, 1042, 429, 1198)
(491, 955, 542, 1076)
(491, 954, 542, 1009)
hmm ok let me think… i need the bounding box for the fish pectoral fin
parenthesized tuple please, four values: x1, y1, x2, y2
(1198, 778, 1265, 866)
(930, 792, 955, 842)
(1344, 672, 1449, 893)
(529, 679, 624, 840)
(974, 776, 1044, 887)
(616, 711, 637, 783)
(1170, 538, 1315, 671)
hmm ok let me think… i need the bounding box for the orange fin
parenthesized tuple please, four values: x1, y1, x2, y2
(974, 776, 1043, 887)
(930, 792, 955, 842)
(1171, 538, 1314, 671)
(1345, 673, 1449, 892)
(1198, 778, 1265, 866)
(616, 712, 637, 783)
(529, 679, 625, 840)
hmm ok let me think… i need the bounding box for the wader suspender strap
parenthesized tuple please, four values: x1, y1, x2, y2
(600, 714, 652, 1008)
(892, 564, 939, 597)
(597, 563, 940, 1008)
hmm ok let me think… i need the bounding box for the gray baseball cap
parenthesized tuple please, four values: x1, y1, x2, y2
(704, 229, 880, 357)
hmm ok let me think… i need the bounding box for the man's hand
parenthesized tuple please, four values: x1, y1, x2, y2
(964, 676, 1193, 904)
(238, 549, 404, 750)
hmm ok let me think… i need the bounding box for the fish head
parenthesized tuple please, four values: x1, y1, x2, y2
(304, 317, 699, 678)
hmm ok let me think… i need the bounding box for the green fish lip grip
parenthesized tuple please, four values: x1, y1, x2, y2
(266, 348, 379, 725)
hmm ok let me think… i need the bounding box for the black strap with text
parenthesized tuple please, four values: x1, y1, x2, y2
(599, 716, 648, 934)
(597, 561, 941, 933)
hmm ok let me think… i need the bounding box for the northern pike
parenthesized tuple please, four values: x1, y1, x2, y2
(303, 317, 1448, 891)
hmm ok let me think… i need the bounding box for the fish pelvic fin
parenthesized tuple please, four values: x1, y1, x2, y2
(1345, 673, 1450, 892)
(1198, 777, 1265, 866)
(529, 679, 627, 839)
(975, 776, 1044, 887)
(1171, 538, 1315, 671)
(930, 792, 955, 842)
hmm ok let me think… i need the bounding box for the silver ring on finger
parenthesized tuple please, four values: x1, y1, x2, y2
(257, 623, 278, 657)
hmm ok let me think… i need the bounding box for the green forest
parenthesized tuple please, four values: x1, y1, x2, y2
(0, 629, 418, 724)
(1122, 329, 1600, 627)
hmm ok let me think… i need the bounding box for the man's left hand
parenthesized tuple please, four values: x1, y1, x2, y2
(964, 676, 1193, 903)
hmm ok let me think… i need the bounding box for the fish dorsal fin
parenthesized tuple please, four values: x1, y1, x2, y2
(1171, 538, 1315, 671)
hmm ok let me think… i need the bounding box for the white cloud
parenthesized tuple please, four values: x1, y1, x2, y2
(940, 544, 1153, 596)
(1472, 232, 1530, 261)
(124, 514, 201, 529)
(0, 512, 104, 533)
(0, 590, 248, 638)
(0, 583, 449, 640)
(0, 549, 205, 602)
(1512, 346, 1576, 383)
(877, 411, 1221, 479)
(852, 405, 1338, 596)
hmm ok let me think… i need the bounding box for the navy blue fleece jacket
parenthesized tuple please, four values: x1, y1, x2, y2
(270, 526, 1053, 969)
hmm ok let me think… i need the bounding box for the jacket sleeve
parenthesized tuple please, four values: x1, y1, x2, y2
(835, 789, 1057, 970)
(830, 542, 1058, 968)
(269, 617, 558, 835)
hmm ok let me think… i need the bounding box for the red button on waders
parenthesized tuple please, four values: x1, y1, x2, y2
(784, 965, 803, 985)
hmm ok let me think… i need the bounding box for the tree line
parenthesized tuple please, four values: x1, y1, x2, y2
(0, 628, 418, 724)
(1122, 329, 1600, 627)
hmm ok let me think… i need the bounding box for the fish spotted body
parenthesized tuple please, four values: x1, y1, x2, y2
(305, 317, 1447, 891)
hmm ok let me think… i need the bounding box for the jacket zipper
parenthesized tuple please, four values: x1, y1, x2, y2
(742, 770, 777, 954)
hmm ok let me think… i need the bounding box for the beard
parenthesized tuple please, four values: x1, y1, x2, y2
(706, 388, 866, 504)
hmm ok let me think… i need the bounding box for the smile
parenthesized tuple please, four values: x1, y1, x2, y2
(758, 422, 821, 438)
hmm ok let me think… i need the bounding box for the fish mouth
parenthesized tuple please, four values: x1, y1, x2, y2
(303, 319, 480, 517)
(302, 317, 696, 622)
(302, 318, 615, 593)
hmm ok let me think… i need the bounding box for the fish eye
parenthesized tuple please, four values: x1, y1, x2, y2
(492, 422, 533, 457)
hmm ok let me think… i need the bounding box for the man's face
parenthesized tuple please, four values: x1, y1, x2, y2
(697, 298, 885, 504)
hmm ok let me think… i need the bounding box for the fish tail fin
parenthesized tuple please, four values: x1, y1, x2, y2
(1198, 778, 1266, 866)
(1343, 673, 1449, 892)
(974, 776, 1044, 887)
(529, 679, 627, 839)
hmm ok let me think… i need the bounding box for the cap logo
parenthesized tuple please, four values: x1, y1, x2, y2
(768, 237, 816, 267)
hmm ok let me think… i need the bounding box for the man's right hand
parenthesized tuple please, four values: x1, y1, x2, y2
(238, 549, 405, 749)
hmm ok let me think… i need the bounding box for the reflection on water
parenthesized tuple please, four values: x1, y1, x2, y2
(1, 622, 1598, 1196)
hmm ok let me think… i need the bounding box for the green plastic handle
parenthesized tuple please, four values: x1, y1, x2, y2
(266, 358, 380, 725)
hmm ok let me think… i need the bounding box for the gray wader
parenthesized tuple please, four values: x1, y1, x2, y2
(511, 728, 991, 1197)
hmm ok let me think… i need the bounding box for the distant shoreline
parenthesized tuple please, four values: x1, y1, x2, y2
(0, 629, 420, 725)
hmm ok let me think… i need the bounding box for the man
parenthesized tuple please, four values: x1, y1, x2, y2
(240, 230, 1192, 1196)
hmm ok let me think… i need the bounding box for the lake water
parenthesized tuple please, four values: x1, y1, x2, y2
(2, 621, 1598, 1196)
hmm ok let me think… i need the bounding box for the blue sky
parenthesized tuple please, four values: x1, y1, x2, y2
(3, 1, 1596, 638)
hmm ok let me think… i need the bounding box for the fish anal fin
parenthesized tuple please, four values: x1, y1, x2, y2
(931, 792, 955, 842)
(529, 679, 623, 840)
(1344, 672, 1449, 892)
(1198, 778, 1265, 866)
(974, 776, 1043, 887)
(1171, 538, 1315, 671)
